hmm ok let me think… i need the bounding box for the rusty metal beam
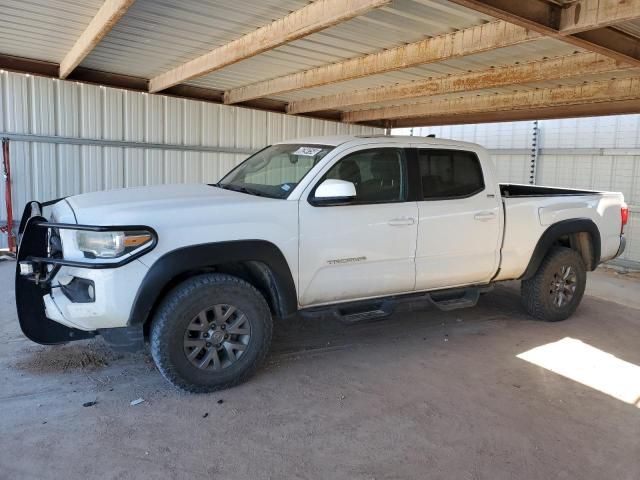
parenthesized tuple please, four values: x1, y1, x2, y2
(343, 76, 640, 123)
(447, 0, 640, 65)
(287, 52, 633, 114)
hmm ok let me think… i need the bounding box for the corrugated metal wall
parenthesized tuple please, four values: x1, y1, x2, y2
(397, 116, 640, 265)
(0, 71, 380, 247)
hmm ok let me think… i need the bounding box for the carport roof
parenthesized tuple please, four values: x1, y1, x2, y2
(1, 0, 640, 128)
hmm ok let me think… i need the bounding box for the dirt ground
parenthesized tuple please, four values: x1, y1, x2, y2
(1, 260, 639, 480)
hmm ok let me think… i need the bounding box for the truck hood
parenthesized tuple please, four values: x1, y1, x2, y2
(65, 183, 271, 225)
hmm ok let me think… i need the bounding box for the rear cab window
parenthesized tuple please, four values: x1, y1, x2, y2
(417, 149, 485, 200)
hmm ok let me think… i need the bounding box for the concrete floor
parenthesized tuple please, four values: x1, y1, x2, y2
(1, 260, 639, 480)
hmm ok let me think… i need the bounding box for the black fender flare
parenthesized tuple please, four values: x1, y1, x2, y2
(520, 218, 601, 280)
(128, 240, 298, 325)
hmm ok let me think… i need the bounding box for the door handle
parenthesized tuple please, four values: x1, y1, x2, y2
(388, 217, 415, 226)
(474, 211, 496, 221)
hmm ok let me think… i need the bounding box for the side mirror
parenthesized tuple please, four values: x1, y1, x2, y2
(312, 179, 356, 205)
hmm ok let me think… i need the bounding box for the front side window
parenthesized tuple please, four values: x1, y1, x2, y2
(321, 148, 407, 204)
(418, 149, 484, 200)
(219, 144, 333, 199)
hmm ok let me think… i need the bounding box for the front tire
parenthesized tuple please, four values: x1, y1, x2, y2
(521, 247, 586, 322)
(150, 273, 272, 392)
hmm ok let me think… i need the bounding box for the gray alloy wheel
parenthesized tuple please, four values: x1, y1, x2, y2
(150, 273, 272, 393)
(549, 265, 578, 308)
(183, 304, 251, 371)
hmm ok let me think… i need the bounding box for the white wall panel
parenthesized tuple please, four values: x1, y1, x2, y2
(0, 71, 380, 248)
(537, 154, 640, 207)
(624, 209, 640, 262)
(540, 116, 640, 149)
(492, 154, 530, 184)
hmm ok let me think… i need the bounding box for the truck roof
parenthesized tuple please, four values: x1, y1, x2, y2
(275, 134, 485, 151)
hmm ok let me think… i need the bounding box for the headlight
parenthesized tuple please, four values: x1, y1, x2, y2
(76, 230, 153, 258)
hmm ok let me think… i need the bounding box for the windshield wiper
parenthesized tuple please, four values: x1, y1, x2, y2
(216, 183, 264, 197)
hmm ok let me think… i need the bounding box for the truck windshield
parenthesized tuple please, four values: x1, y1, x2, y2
(217, 144, 334, 199)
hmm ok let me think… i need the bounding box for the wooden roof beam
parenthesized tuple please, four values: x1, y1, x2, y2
(224, 20, 540, 104)
(287, 52, 633, 114)
(342, 76, 640, 123)
(148, 0, 390, 93)
(447, 0, 640, 65)
(59, 0, 136, 79)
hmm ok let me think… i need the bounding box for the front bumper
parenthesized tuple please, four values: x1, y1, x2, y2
(41, 263, 150, 331)
(15, 201, 155, 345)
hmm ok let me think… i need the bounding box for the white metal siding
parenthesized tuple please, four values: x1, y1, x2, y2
(396, 116, 640, 265)
(0, 71, 380, 247)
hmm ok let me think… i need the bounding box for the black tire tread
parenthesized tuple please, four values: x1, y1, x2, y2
(150, 273, 272, 393)
(521, 246, 586, 322)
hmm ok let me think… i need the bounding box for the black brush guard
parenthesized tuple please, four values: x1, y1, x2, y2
(15, 200, 156, 345)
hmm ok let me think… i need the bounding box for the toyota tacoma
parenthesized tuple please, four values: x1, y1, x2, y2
(15, 135, 628, 391)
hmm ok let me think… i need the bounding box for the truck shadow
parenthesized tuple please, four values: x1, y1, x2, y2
(271, 283, 525, 356)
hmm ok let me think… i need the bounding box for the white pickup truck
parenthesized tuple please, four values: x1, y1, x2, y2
(16, 135, 628, 392)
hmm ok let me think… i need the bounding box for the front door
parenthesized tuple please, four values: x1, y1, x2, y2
(298, 146, 418, 306)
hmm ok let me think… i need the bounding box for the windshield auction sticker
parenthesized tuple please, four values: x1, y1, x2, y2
(293, 147, 323, 156)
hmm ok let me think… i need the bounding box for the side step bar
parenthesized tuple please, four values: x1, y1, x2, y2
(300, 286, 487, 324)
(300, 298, 395, 324)
(337, 300, 394, 324)
(428, 288, 480, 311)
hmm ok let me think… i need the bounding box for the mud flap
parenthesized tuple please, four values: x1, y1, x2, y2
(15, 214, 95, 345)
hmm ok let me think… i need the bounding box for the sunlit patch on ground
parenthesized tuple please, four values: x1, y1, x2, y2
(518, 337, 640, 408)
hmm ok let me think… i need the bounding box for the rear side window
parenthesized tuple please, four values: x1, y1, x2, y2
(418, 149, 484, 200)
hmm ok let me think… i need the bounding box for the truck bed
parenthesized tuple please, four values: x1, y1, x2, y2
(500, 183, 602, 197)
(496, 184, 624, 282)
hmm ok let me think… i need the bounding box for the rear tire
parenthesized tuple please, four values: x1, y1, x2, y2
(521, 247, 586, 322)
(150, 273, 272, 393)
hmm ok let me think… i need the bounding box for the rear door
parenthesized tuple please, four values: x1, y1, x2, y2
(298, 145, 418, 306)
(414, 148, 502, 290)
